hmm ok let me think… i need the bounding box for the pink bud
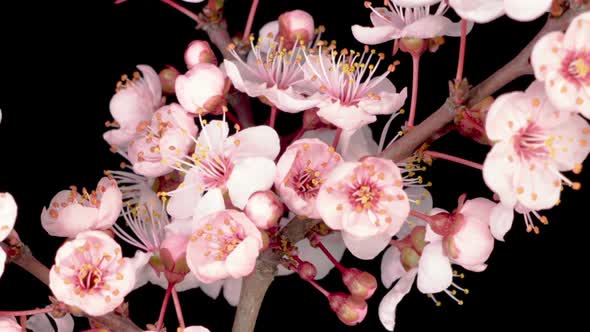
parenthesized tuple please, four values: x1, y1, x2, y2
(278, 10, 315, 47)
(184, 40, 217, 69)
(328, 292, 368, 326)
(157, 234, 190, 284)
(159, 66, 180, 96)
(175, 63, 229, 115)
(342, 268, 377, 300)
(297, 261, 317, 280)
(244, 191, 284, 230)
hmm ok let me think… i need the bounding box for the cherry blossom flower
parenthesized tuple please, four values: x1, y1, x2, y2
(182, 189, 264, 283)
(175, 63, 229, 116)
(104, 65, 162, 147)
(531, 12, 590, 117)
(127, 103, 198, 178)
(41, 177, 123, 238)
(316, 157, 410, 259)
(422, 195, 495, 275)
(224, 35, 319, 113)
(165, 119, 279, 215)
(185, 40, 217, 68)
(483, 81, 590, 211)
(275, 138, 343, 218)
(0, 317, 21, 331)
(49, 231, 136, 316)
(302, 46, 407, 131)
(449, 0, 552, 23)
(352, 0, 465, 45)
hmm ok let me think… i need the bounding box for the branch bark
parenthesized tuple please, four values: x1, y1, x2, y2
(12, 245, 143, 332)
(380, 8, 585, 162)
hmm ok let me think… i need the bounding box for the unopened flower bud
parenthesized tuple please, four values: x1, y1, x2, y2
(157, 234, 190, 284)
(342, 268, 377, 300)
(278, 10, 315, 48)
(454, 96, 493, 145)
(175, 63, 229, 115)
(297, 261, 317, 280)
(400, 247, 420, 271)
(184, 40, 217, 68)
(328, 292, 368, 326)
(159, 66, 180, 95)
(244, 191, 284, 230)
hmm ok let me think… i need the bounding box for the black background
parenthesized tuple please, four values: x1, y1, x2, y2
(0, 0, 587, 331)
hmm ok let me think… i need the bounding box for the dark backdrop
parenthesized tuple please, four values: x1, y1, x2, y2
(0, 0, 586, 331)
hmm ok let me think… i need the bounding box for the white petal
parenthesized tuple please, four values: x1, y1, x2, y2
(223, 278, 243, 306)
(378, 269, 417, 331)
(200, 280, 223, 299)
(194, 188, 226, 221)
(417, 242, 452, 294)
(227, 158, 277, 209)
(381, 246, 406, 288)
(489, 203, 514, 241)
(342, 231, 391, 260)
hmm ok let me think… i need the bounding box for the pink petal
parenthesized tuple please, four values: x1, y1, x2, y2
(547, 113, 590, 171)
(504, 0, 551, 21)
(563, 11, 590, 51)
(0, 250, 6, 278)
(223, 60, 265, 94)
(167, 170, 204, 219)
(193, 188, 226, 221)
(514, 159, 561, 210)
(184, 327, 211, 332)
(360, 83, 407, 116)
(41, 203, 98, 238)
(402, 16, 460, 39)
(197, 120, 230, 153)
(417, 242, 452, 294)
(339, 126, 379, 161)
(0, 192, 17, 241)
(137, 64, 163, 107)
(225, 125, 280, 161)
(175, 273, 201, 292)
(225, 237, 260, 278)
(392, 0, 441, 6)
(483, 141, 520, 208)
(485, 92, 529, 141)
(381, 246, 406, 288)
(0, 317, 22, 331)
(449, 0, 504, 23)
(531, 31, 565, 81)
(227, 157, 276, 209)
(316, 162, 358, 230)
(261, 86, 320, 113)
(257, 20, 279, 53)
(342, 230, 392, 260)
(452, 216, 494, 267)
(489, 203, 514, 241)
(96, 186, 123, 229)
(351, 25, 397, 45)
(461, 264, 488, 272)
(545, 71, 581, 112)
(103, 128, 137, 147)
(223, 278, 243, 306)
(460, 197, 496, 226)
(200, 280, 223, 299)
(378, 269, 417, 331)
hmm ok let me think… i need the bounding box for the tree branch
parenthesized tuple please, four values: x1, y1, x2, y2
(11, 245, 143, 332)
(380, 8, 586, 162)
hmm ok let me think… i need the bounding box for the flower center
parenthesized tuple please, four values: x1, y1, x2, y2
(77, 263, 103, 290)
(193, 217, 245, 261)
(292, 166, 322, 197)
(513, 123, 551, 160)
(349, 182, 382, 212)
(561, 52, 590, 84)
(196, 153, 234, 189)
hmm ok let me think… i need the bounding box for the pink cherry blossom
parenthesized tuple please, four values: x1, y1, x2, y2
(175, 63, 229, 115)
(316, 157, 410, 259)
(104, 65, 162, 147)
(185, 40, 217, 68)
(224, 35, 319, 113)
(302, 47, 407, 131)
(127, 103, 198, 177)
(423, 196, 495, 272)
(165, 119, 279, 213)
(184, 189, 263, 283)
(531, 12, 590, 117)
(275, 138, 343, 218)
(352, 0, 465, 45)
(41, 177, 123, 238)
(449, 0, 552, 23)
(49, 231, 136, 316)
(483, 81, 590, 211)
(0, 317, 21, 331)
(278, 10, 315, 47)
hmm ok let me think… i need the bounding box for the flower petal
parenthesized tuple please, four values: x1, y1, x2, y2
(351, 25, 397, 45)
(226, 125, 280, 161)
(193, 188, 226, 221)
(225, 237, 260, 278)
(504, 0, 551, 21)
(342, 231, 392, 260)
(378, 269, 417, 331)
(0, 192, 17, 241)
(227, 157, 277, 209)
(449, 0, 504, 23)
(200, 280, 223, 299)
(531, 31, 565, 81)
(483, 141, 519, 208)
(223, 278, 243, 306)
(381, 246, 406, 288)
(489, 203, 514, 241)
(417, 242, 452, 294)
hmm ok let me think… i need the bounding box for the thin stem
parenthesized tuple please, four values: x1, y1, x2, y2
(455, 19, 468, 83)
(171, 288, 185, 329)
(407, 54, 421, 127)
(156, 284, 174, 332)
(306, 279, 330, 298)
(19, 315, 26, 332)
(242, 0, 260, 41)
(332, 128, 343, 149)
(0, 307, 53, 317)
(160, 0, 204, 25)
(423, 150, 483, 170)
(269, 105, 278, 128)
(409, 210, 435, 224)
(315, 240, 345, 273)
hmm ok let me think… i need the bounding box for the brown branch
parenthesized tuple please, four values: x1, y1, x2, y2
(11, 245, 142, 332)
(380, 7, 586, 162)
